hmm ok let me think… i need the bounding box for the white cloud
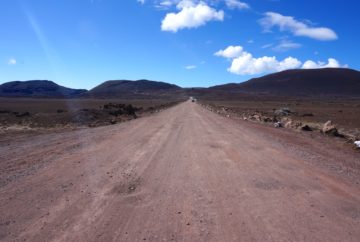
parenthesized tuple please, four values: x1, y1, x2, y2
(185, 65, 197, 69)
(215, 46, 301, 75)
(260, 12, 338, 41)
(137, 0, 145, 4)
(228, 53, 301, 75)
(161, 1, 224, 32)
(215, 45, 344, 75)
(225, 0, 249, 9)
(176, 0, 195, 8)
(8, 58, 17, 65)
(302, 58, 341, 69)
(154, 0, 250, 10)
(214, 45, 243, 59)
(272, 40, 302, 52)
(159, 0, 175, 7)
(155, 0, 178, 9)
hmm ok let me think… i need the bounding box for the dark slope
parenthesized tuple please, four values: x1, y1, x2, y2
(210, 68, 360, 97)
(84, 79, 185, 99)
(0, 80, 87, 98)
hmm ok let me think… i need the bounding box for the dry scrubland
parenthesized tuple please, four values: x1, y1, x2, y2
(0, 98, 182, 135)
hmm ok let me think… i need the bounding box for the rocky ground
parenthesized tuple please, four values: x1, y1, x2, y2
(199, 100, 360, 150)
(0, 98, 180, 135)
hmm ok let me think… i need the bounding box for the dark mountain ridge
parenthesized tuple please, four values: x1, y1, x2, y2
(211, 68, 360, 96)
(0, 80, 87, 98)
(1, 68, 360, 98)
(88, 79, 181, 93)
(83, 79, 184, 99)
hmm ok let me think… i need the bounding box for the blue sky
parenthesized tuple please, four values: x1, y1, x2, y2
(1, 0, 359, 89)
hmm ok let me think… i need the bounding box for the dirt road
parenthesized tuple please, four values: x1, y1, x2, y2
(1, 101, 359, 241)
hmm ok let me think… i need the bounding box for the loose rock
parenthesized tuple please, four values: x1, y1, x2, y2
(301, 125, 312, 131)
(322, 120, 339, 136)
(274, 108, 292, 116)
(284, 120, 302, 129)
(274, 122, 282, 128)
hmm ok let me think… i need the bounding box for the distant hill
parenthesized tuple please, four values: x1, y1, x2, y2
(84, 79, 184, 99)
(0, 80, 87, 98)
(210, 68, 360, 97)
(2, 69, 360, 99)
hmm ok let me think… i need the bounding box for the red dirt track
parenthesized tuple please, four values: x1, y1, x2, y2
(1, 101, 359, 241)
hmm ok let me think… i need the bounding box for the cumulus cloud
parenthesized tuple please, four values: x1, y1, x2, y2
(214, 45, 244, 59)
(228, 53, 301, 75)
(185, 65, 197, 69)
(161, 1, 224, 32)
(215, 45, 344, 75)
(215, 46, 301, 75)
(302, 58, 341, 69)
(8, 58, 17, 65)
(225, 0, 249, 9)
(259, 12, 338, 41)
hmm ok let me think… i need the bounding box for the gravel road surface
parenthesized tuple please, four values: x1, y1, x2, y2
(1, 101, 359, 241)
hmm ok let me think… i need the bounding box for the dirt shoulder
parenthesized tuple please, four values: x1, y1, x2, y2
(198, 99, 360, 150)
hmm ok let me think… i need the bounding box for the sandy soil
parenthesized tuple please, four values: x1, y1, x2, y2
(0, 101, 359, 242)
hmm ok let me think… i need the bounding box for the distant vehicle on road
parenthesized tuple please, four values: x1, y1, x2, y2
(190, 97, 197, 102)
